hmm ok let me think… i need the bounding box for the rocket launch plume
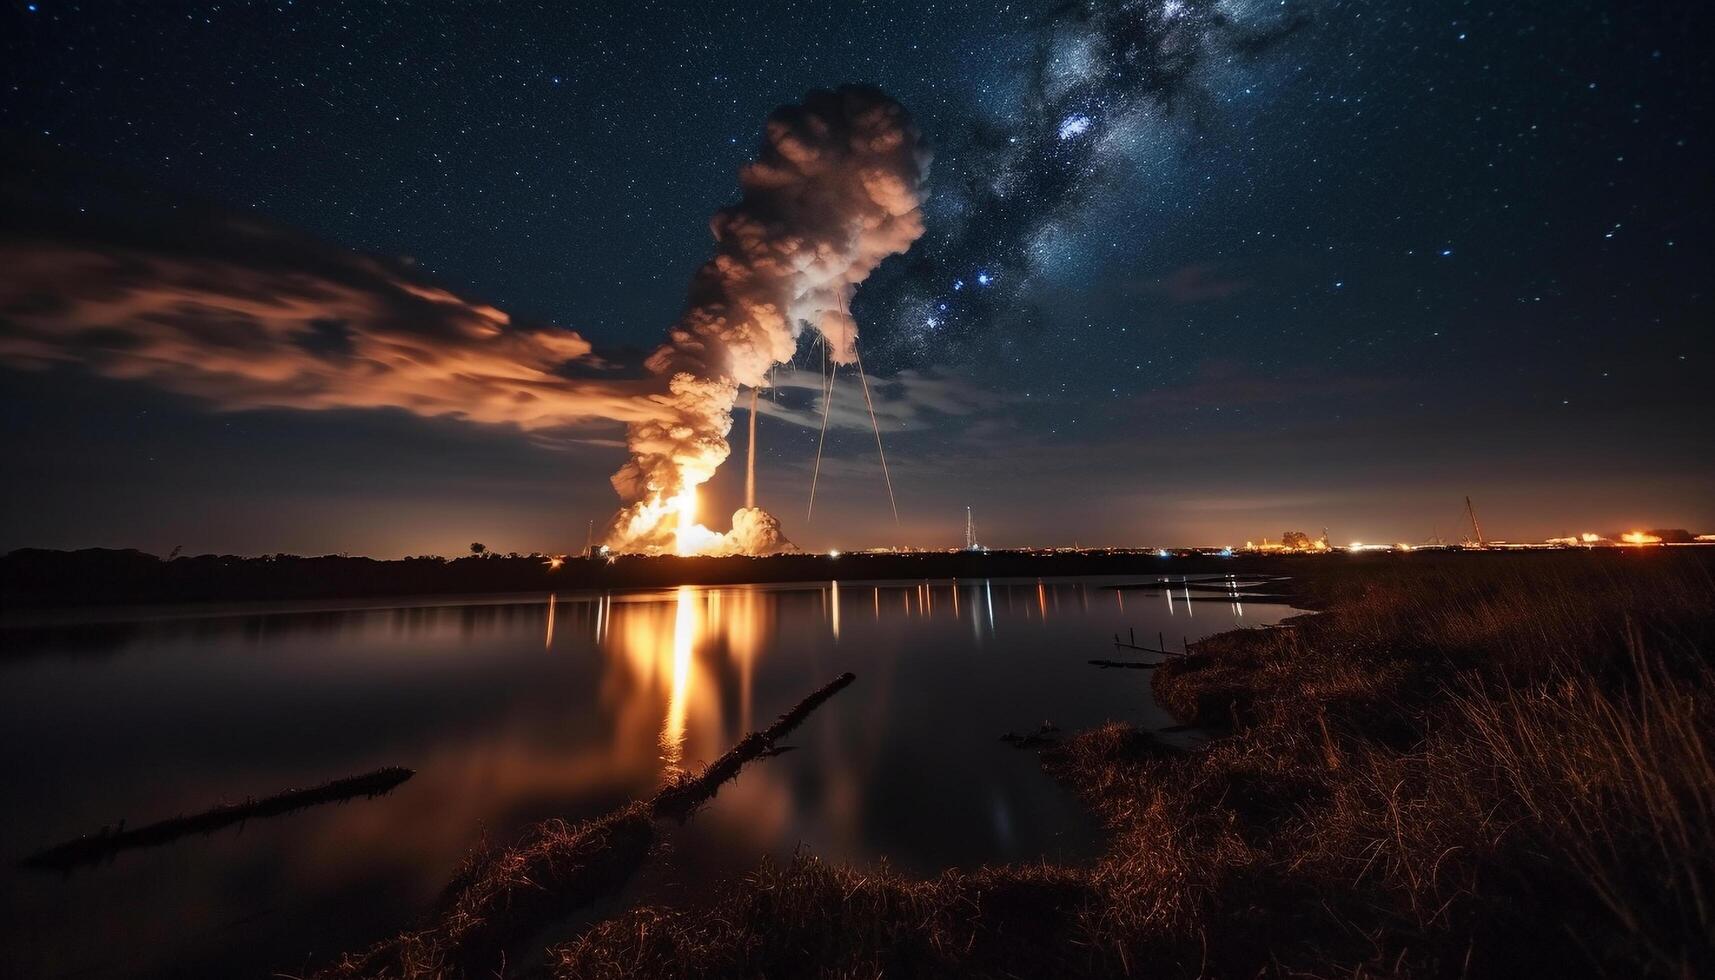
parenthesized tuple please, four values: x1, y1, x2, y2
(0, 99, 925, 559)
(602, 85, 929, 556)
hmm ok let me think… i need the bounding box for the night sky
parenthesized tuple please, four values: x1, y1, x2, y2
(2, 0, 1710, 556)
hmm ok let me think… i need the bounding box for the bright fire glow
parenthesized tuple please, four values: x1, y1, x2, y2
(674, 488, 697, 555)
(1621, 530, 1662, 545)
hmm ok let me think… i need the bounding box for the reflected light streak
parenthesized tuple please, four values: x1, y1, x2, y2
(1036, 580, 1047, 619)
(831, 580, 841, 641)
(714, 588, 765, 733)
(544, 594, 556, 650)
(984, 580, 995, 635)
(660, 586, 696, 774)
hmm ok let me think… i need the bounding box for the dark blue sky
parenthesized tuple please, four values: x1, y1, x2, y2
(2, 0, 1710, 555)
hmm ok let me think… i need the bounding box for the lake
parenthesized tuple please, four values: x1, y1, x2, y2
(0, 575, 1294, 979)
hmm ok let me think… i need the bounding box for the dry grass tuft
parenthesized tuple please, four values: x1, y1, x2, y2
(552, 855, 1102, 979)
(317, 804, 654, 979)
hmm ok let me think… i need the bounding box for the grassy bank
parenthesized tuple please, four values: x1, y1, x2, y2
(541, 551, 1713, 979)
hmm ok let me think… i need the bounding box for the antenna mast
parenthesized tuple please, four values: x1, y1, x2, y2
(745, 386, 759, 510)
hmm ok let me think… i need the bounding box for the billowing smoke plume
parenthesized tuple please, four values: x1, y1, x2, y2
(603, 85, 929, 556)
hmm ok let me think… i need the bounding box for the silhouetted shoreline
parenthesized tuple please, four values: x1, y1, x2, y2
(0, 545, 1678, 612)
(0, 546, 1268, 610)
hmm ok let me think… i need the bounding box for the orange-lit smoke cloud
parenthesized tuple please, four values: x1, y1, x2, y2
(0, 230, 659, 431)
(604, 85, 929, 556)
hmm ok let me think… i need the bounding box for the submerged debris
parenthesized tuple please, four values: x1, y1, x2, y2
(19, 767, 415, 873)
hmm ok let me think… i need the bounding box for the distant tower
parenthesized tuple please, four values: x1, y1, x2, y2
(745, 386, 759, 511)
(965, 506, 978, 551)
(1465, 496, 1486, 547)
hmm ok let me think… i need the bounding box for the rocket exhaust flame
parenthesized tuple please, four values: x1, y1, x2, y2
(603, 86, 929, 555)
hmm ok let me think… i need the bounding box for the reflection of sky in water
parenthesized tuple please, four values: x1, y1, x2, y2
(0, 576, 1291, 979)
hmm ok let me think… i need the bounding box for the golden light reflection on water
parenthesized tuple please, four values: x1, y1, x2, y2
(596, 585, 779, 778)
(661, 586, 696, 772)
(831, 581, 841, 641)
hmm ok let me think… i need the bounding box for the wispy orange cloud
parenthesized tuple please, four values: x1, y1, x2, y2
(0, 197, 659, 431)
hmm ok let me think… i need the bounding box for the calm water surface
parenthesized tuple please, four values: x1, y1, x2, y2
(0, 575, 1293, 979)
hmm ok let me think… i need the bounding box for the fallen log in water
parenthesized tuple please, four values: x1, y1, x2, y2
(319, 672, 857, 979)
(18, 767, 415, 873)
(652, 671, 854, 820)
(1088, 659, 1161, 669)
